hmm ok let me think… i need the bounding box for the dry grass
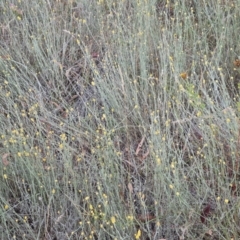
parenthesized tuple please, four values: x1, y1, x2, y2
(1, 0, 240, 239)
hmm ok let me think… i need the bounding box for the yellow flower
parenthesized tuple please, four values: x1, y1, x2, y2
(59, 143, 64, 149)
(180, 72, 188, 79)
(60, 133, 67, 141)
(111, 216, 116, 224)
(135, 229, 141, 239)
(196, 111, 202, 117)
(127, 215, 134, 221)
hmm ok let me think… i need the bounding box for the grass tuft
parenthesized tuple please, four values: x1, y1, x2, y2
(1, 0, 240, 239)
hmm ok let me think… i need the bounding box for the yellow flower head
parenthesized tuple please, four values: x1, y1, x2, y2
(135, 229, 141, 239)
(180, 72, 188, 79)
(111, 216, 116, 224)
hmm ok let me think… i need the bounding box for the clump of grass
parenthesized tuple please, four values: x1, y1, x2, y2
(1, 0, 240, 239)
